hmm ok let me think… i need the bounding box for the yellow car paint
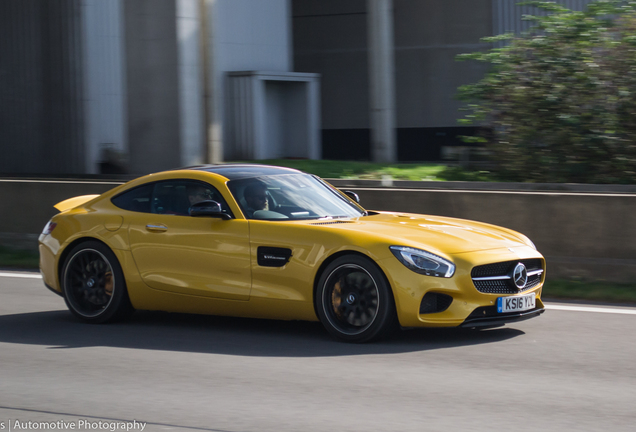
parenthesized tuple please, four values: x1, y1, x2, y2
(53, 194, 100, 212)
(39, 167, 545, 329)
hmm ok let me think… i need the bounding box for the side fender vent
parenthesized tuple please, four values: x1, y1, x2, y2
(257, 246, 292, 267)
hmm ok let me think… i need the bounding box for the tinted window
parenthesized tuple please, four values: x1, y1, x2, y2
(150, 180, 232, 217)
(111, 181, 232, 217)
(111, 184, 153, 213)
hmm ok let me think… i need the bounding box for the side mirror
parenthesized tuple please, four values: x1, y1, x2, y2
(343, 190, 360, 204)
(189, 200, 231, 219)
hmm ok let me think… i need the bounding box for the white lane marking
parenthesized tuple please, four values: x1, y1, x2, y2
(546, 304, 636, 315)
(0, 272, 42, 279)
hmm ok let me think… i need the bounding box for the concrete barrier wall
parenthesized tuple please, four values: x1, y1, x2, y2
(0, 179, 124, 250)
(2, 178, 635, 283)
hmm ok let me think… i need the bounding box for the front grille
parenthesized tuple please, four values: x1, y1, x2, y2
(471, 259, 543, 294)
(472, 259, 542, 277)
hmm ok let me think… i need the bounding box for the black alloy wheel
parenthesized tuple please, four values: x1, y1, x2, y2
(316, 255, 397, 342)
(61, 240, 133, 323)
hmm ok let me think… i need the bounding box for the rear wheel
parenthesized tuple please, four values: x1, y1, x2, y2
(61, 241, 133, 323)
(316, 255, 397, 342)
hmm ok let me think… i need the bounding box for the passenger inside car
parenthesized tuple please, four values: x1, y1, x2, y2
(187, 184, 213, 207)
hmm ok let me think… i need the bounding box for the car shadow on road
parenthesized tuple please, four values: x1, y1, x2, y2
(0, 309, 525, 357)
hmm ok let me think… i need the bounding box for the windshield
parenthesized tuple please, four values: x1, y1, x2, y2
(228, 174, 366, 220)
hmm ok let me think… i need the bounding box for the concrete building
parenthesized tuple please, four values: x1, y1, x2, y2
(292, 0, 596, 161)
(0, 0, 596, 175)
(0, 0, 319, 175)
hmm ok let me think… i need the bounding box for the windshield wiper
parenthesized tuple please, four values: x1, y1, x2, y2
(316, 215, 364, 220)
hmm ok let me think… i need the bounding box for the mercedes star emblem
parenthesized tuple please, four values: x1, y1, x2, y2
(513, 263, 528, 290)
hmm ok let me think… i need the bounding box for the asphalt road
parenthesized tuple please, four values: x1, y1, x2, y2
(0, 272, 635, 432)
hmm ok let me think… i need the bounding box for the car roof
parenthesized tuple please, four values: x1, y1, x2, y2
(180, 164, 303, 180)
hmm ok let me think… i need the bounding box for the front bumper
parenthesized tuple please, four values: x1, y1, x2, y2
(460, 305, 545, 328)
(44, 282, 64, 297)
(377, 246, 546, 328)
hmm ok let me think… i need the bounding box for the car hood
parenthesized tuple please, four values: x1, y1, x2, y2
(314, 212, 529, 254)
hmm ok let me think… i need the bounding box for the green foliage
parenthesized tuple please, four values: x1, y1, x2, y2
(458, 0, 636, 183)
(544, 279, 636, 303)
(0, 245, 39, 269)
(235, 159, 495, 181)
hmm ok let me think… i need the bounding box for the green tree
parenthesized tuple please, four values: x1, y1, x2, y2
(458, 0, 636, 183)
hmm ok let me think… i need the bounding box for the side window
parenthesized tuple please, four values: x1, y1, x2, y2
(151, 180, 233, 217)
(111, 184, 153, 213)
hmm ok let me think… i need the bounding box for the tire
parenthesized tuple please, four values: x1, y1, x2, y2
(61, 240, 134, 323)
(315, 255, 397, 343)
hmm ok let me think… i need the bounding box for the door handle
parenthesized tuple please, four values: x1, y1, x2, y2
(146, 224, 168, 232)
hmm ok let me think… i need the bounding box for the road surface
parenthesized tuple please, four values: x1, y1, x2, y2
(0, 271, 634, 432)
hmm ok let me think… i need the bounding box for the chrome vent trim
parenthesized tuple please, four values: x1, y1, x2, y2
(311, 221, 355, 225)
(473, 269, 543, 282)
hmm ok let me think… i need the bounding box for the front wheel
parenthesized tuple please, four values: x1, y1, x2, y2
(61, 240, 133, 323)
(315, 255, 397, 342)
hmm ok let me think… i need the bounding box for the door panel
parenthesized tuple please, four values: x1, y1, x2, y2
(129, 214, 251, 300)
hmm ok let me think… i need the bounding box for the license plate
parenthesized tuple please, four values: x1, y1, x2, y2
(497, 293, 536, 313)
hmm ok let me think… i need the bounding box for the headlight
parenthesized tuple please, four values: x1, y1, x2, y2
(389, 246, 455, 278)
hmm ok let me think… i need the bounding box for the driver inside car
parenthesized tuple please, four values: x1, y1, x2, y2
(243, 182, 269, 218)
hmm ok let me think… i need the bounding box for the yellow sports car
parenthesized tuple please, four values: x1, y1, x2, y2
(39, 165, 545, 342)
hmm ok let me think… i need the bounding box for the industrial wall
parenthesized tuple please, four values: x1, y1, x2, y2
(392, 0, 492, 161)
(0, 0, 296, 176)
(214, 0, 291, 73)
(0, 0, 611, 173)
(0, 0, 85, 175)
(292, 0, 598, 162)
(212, 0, 295, 161)
(292, 0, 492, 161)
(124, 0, 182, 174)
(292, 0, 372, 160)
(0, 0, 183, 175)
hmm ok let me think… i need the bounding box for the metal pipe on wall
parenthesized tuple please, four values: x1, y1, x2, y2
(200, 0, 224, 164)
(367, 0, 397, 163)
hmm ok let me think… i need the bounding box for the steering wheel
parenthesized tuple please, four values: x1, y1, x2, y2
(266, 190, 279, 211)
